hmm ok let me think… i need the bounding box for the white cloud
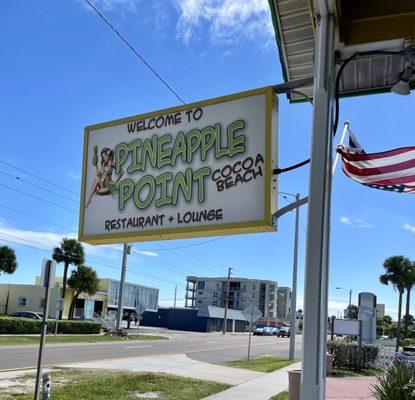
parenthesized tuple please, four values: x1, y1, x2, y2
(173, 0, 274, 46)
(339, 216, 352, 225)
(338, 216, 376, 229)
(67, 172, 81, 180)
(134, 250, 159, 257)
(0, 220, 123, 261)
(403, 223, 415, 233)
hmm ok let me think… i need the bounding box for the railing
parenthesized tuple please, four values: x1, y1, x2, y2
(92, 312, 116, 331)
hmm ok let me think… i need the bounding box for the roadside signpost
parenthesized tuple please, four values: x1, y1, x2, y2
(242, 304, 263, 361)
(34, 259, 56, 400)
(53, 299, 65, 338)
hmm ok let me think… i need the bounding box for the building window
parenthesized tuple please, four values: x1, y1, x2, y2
(252, 285, 257, 291)
(18, 297, 26, 307)
(252, 293, 256, 299)
(217, 282, 220, 288)
(198, 291, 203, 295)
(198, 300, 202, 304)
(243, 284, 246, 290)
(235, 301, 240, 308)
(213, 292, 218, 298)
(197, 281, 205, 290)
(213, 301, 217, 306)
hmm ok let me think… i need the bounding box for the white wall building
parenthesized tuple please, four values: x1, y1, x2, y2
(185, 276, 279, 320)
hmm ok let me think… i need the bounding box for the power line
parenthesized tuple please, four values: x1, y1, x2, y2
(0, 234, 184, 287)
(0, 170, 79, 204)
(0, 205, 73, 231)
(0, 159, 79, 196)
(83, 0, 185, 105)
(0, 183, 79, 214)
(156, 242, 223, 275)
(150, 237, 224, 251)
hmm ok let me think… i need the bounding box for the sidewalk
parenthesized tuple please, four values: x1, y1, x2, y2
(60, 353, 262, 385)
(326, 376, 377, 400)
(204, 362, 301, 400)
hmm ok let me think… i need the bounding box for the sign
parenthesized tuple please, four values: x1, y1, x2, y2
(79, 87, 278, 244)
(242, 304, 263, 323)
(332, 319, 361, 336)
(40, 259, 56, 288)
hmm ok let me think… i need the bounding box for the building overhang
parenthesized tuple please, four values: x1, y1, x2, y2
(268, 0, 415, 102)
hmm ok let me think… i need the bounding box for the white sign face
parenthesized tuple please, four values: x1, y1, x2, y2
(79, 87, 278, 244)
(333, 319, 361, 336)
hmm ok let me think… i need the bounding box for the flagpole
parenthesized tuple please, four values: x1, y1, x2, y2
(332, 121, 349, 175)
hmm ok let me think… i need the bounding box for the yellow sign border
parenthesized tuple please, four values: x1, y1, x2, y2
(79, 86, 277, 245)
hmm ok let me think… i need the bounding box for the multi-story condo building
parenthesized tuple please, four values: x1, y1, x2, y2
(185, 276, 279, 319)
(277, 286, 292, 319)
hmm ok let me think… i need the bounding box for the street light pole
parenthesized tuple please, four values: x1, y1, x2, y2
(289, 193, 300, 360)
(116, 243, 131, 331)
(223, 267, 233, 334)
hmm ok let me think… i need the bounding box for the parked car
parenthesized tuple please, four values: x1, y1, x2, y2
(270, 327, 280, 335)
(262, 327, 274, 336)
(253, 327, 264, 336)
(395, 345, 415, 367)
(11, 311, 44, 320)
(277, 327, 291, 337)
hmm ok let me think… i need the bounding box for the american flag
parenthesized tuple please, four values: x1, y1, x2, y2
(337, 133, 415, 193)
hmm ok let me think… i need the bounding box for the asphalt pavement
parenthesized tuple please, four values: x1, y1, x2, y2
(0, 331, 303, 371)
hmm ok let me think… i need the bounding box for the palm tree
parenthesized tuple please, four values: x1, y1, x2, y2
(52, 238, 85, 319)
(403, 263, 415, 338)
(380, 255, 412, 351)
(67, 265, 99, 320)
(0, 246, 17, 276)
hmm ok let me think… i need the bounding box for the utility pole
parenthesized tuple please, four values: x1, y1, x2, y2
(289, 193, 300, 360)
(174, 285, 177, 308)
(223, 267, 233, 334)
(116, 243, 131, 331)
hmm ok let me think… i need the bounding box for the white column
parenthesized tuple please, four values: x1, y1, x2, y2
(232, 319, 236, 333)
(300, 12, 336, 400)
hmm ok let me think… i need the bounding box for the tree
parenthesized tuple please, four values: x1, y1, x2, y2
(52, 238, 85, 319)
(383, 315, 392, 325)
(67, 265, 98, 320)
(403, 263, 415, 338)
(0, 246, 17, 276)
(347, 304, 359, 319)
(380, 255, 412, 351)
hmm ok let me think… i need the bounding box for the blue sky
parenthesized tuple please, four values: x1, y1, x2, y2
(0, 0, 414, 319)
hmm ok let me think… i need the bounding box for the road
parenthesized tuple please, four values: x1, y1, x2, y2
(0, 331, 303, 371)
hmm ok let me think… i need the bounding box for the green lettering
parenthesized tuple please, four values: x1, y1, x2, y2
(157, 134, 173, 168)
(133, 175, 156, 209)
(227, 120, 246, 157)
(118, 179, 134, 210)
(172, 168, 192, 205)
(193, 167, 211, 202)
(155, 172, 173, 207)
(114, 142, 128, 174)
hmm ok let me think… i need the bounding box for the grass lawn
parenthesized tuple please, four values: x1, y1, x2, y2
(0, 334, 168, 346)
(269, 392, 288, 400)
(224, 357, 297, 373)
(1, 369, 229, 400)
(330, 368, 380, 378)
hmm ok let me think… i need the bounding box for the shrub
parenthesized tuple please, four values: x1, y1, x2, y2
(0, 317, 101, 334)
(327, 340, 379, 370)
(372, 361, 415, 400)
(401, 338, 415, 347)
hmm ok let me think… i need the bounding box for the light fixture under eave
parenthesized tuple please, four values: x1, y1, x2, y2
(391, 45, 415, 95)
